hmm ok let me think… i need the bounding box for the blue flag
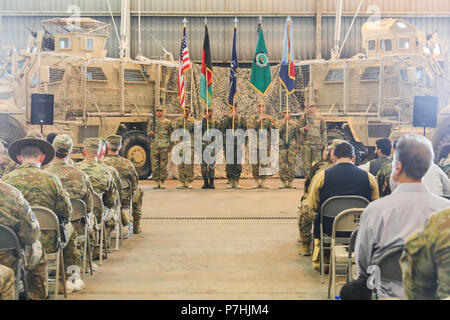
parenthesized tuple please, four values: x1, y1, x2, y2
(279, 18, 295, 94)
(228, 26, 239, 110)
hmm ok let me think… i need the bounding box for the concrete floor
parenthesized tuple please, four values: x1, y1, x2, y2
(69, 179, 328, 300)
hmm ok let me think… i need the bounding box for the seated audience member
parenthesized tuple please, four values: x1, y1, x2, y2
(439, 151, 450, 178)
(376, 139, 397, 197)
(0, 265, 14, 300)
(400, 207, 450, 300)
(422, 163, 450, 197)
(308, 141, 379, 270)
(359, 138, 392, 176)
(340, 134, 450, 300)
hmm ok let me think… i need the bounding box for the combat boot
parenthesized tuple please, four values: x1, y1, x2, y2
(186, 182, 193, 189)
(299, 242, 311, 256)
(209, 178, 215, 189)
(286, 181, 296, 189)
(253, 179, 261, 189)
(279, 181, 287, 189)
(201, 178, 209, 189)
(177, 182, 187, 189)
(234, 179, 242, 189)
(260, 178, 269, 189)
(133, 224, 141, 234)
(159, 181, 166, 189)
(312, 239, 321, 270)
(153, 181, 160, 189)
(227, 180, 234, 189)
(121, 210, 129, 227)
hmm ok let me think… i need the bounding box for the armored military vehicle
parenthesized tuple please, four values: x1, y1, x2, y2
(0, 18, 177, 179)
(293, 18, 450, 162)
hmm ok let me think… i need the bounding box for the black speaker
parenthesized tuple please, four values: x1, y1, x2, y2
(31, 94, 54, 125)
(413, 96, 438, 128)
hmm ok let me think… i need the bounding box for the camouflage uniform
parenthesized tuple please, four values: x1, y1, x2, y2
(376, 159, 393, 197)
(0, 265, 14, 300)
(276, 119, 299, 186)
(201, 116, 220, 180)
(221, 114, 247, 184)
(0, 140, 16, 178)
(0, 181, 48, 300)
(172, 116, 195, 185)
(248, 113, 275, 182)
(298, 110, 327, 176)
(400, 208, 450, 300)
(439, 156, 450, 179)
(147, 112, 174, 185)
(104, 135, 144, 234)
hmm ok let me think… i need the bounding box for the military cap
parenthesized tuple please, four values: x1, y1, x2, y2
(155, 106, 165, 111)
(83, 137, 101, 152)
(106, 135, 122, 148)
(53, 134, 73, 156)
(327, 139, 347, 150)
(308, 101, 317, 107)
(8, 131, 55, 166)
(205, 106, 213, 112)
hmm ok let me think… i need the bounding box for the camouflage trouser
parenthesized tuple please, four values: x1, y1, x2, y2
(177, 147, 194, 183)
(0, 251, 48, 300)
(301, 144, 322, 176)
(225, 143, 243, 180)
(132, 188, 143, 228)
(151, 147, 169, 182)
(0, 265, 14, 300)
(279, 148, 297, 183)
(201, 145, 216, 179)
(297, 194, 314, 244)
(251, 144, 271, 179)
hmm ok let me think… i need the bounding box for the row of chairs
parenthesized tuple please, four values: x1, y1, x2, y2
(0, 179, 134, 300)
(319, 195, 404, 300)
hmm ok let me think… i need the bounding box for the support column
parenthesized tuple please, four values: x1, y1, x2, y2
(315, 0, 322, 59)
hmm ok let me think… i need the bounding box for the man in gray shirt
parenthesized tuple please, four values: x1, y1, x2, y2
(340, 134, 450, 300)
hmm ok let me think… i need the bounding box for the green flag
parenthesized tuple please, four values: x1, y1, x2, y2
(250, 23, 272, 95)
(200, 24, 213, 106)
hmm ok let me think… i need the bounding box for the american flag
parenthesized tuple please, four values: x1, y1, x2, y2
(178, 25, 191, 110)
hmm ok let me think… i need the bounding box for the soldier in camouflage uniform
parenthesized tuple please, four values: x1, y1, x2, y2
(439, 152, 450, 179)
(298, 102, 327, 176)
(172, 108, 195, 189)
(221, 103, 247, 189)
(45, 134, 95, 274)
(104, 135, 144, 234)
(1, 133, 78, 278)
(296, 139, 345, 255)
(376, 139, 396, 197)
(248, 102, 275, 189)
(75, 138, 118, 259)
(0, 137, 12, 178)
(0, 181, 48, 300)
(0, 265, 14, 300)
(147, 106, 174, 189)
(201, 106, 220, 189)
(400, 207, 450, 300)
(276, 110, 299, 189)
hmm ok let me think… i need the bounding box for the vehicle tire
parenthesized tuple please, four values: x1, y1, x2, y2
(327, 128, 367, 165)
(120, 130, 151, 180)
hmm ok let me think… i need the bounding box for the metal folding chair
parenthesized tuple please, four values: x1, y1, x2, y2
(121, 179, 133, 239)
(32, 206, 67, 300)
(70, 199, 93, 279)
(327, 208, 364, 299)
(92, 192, 108, 266)
(372, 246, 404, 300)
(319, 195, 369, 283)
(0, 224, 29, 300)
(346, 228, 359, 283)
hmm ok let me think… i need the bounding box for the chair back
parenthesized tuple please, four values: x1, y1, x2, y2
(321, 196, 369, 220)
(70, 199, 87, 221)
(92, 192, 104, 213)
(348, 228, 359, 258)
(376, 246, 404, 282)
(0, 224, 21, 254)
(32, 207, 59, 232)
(332, 208, 364, 244)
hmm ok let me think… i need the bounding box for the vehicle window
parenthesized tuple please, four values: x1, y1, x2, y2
(385, 39, 392, 51)
(399, 38, 410, 49)
(59, 38, 70, 49)
(368, 40, 376, 51)
(361, 67, 380, 80)
(86, 39, 94, 51)
(325, 69, 344, 81)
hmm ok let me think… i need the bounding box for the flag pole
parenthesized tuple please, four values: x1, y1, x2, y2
(204, 17, 209, 133)
(232, 16, 238, 133)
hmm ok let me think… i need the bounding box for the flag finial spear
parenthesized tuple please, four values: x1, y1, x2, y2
(234, 16, 238, 27)
(258, 16, 263, 24)
(204, 17, 208, 25)
(183, 17, 187, 26)
(287, 16, 292, 23)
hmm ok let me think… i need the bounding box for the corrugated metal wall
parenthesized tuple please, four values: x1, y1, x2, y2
(1, 0, 450, 61)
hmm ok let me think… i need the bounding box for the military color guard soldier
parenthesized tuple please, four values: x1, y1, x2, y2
(276, 110, 299, 189)
(298, 102, 327, 176)
(201, 106, 220, 189)
(147, 106, 174, 189)
(221, 103, 247, 189)
(172, 108, 195, 189)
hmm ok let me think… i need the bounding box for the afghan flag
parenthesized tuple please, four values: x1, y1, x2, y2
(250, 22, 271, 95)
(279, 18, 295, 94)
(200, 24, 213, 106)
(228, 25, 239, 111)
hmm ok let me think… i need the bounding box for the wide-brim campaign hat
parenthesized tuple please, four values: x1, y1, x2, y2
(8, 137, 55, 166)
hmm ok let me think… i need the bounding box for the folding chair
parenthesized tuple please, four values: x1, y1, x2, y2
(327, 208, 364, 299)
(372, 246, 404, 300)
(92, 192, 108, 266)
(70, 199, 93, 279)
(319, 195, 369, 283)
(346, 228, 359, 283)
(32, 206, 67, 300)
(121, 179, 133, 239)
(0, 224, 29, 300)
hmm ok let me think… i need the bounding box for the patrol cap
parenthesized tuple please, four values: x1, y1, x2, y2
(155, 106, 165, 111)
(53, 134, 73, 156)
(106, 135, 122, 149)
(308, 101, 317, 107)
(83, 138, 101, 153)
(8, 131, 55, 166)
